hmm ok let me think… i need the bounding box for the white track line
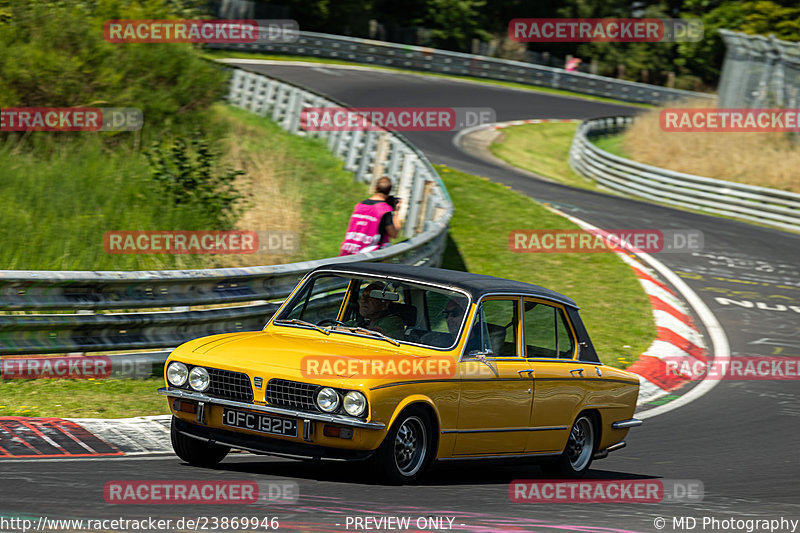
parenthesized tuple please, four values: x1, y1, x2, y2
(547, 207, 730, 420)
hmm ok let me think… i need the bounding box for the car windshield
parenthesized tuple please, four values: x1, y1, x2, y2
(273, 273, 470, 349)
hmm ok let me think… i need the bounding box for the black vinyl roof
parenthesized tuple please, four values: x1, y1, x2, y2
(311, 262, 578, 308)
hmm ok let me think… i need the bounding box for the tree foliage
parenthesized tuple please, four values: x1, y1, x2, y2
(256, 0, 800, 88)
(0, 0, 227, 129)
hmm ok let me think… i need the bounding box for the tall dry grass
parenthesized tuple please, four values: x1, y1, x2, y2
(623, 99, 800, 193)
(220, 119, 304, 268)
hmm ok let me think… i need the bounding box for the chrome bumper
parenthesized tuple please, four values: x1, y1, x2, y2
(158, 387, 385, 430)
(612, 418, 643, 429)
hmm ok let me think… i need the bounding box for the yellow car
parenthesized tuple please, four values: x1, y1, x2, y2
(159, 263, 641, 482)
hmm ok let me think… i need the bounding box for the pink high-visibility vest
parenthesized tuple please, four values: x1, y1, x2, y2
(339, 201, 394, 256)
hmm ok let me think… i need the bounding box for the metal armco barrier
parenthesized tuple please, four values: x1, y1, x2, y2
(208, 31, 713, 105)
(569, 117, 800, 233)
(0, 68, 452, 355)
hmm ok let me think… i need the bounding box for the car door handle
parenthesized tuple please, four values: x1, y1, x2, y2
(570, 368, 584, 376)
(517, 369, 535, 375)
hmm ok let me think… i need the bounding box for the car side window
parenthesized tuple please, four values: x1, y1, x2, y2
(524, 301, 575, 359)
(555, 309, 575, 358)
(465, 299, 519, 357)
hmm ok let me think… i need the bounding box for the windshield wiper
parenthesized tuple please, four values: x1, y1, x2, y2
(334, 325, 401, 346)
(273, 318, 330, 335)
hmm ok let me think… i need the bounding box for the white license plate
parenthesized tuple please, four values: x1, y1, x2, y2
(222, 408, 298, 437)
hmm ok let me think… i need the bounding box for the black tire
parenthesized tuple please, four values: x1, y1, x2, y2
(369, 406, 434, 484)
(541, 414, 597, 478)
(170, 417, 230, 467)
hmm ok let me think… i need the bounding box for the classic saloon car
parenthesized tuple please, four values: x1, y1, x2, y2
(160, 263, 641, 482)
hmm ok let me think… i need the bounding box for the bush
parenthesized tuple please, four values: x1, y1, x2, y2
(146, 132, 247, 229)
(0, 0, 227, 132)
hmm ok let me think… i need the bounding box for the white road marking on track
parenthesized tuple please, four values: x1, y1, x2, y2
(66, 415, 172, 454)
(545, 207, 731, 420)
(311, 66, 342, 76)
(653, 309, 705, 347)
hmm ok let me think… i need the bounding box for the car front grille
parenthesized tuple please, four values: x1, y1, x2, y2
(266, 379, 319, 412)
(206, 368, 254, 403)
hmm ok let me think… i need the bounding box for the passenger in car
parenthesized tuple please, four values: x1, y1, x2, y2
(420, 298, 466, 348)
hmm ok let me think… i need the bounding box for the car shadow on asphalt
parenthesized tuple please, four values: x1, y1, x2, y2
(198, 456, 661, 486)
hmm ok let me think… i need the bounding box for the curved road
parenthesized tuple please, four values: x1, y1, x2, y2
(2, 63, 799, 533)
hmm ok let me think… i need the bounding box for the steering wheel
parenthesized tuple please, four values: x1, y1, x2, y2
(317, 319, 347, 327)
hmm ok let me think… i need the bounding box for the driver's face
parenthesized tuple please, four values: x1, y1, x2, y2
(359, 287, 387, 320)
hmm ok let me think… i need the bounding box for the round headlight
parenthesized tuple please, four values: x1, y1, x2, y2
(188, 366, 210, 392)
(167, 362, 188, 386)
(316, 387, 340, 413)
(343, 391, 367, 417)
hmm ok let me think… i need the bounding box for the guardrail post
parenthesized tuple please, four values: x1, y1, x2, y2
(284, 88, 303, 133)
(271, 84, 288, 123)
(403, 162, 426, 237)
(355, 130, 377, 182)
(344, 130, 365, 173)
(371, 133, 391, 181)
(398, 152, 417, 237)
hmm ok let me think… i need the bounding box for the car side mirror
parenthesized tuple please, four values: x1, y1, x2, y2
(369, 290, 400, 301)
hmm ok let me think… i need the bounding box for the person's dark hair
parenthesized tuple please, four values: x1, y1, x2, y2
(375, 176, 392, 196)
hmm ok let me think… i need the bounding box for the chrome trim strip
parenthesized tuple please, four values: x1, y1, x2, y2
(606, 441, 627, 452)
(612, 418, 643, 429)
(441, 426, 567, 434)
(594, 441, 627, 460)
(438, 451, 561, 461)
(159, 387, 385, 430)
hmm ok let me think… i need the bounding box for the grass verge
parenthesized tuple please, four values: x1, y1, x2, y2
(591, 134, 627, 157)
(0, 104, 366, 270)
(204, 50, 651, 109)
(0, 378, 169, 418)
(488, 123, 602, 191)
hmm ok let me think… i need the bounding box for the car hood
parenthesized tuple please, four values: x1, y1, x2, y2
(171, 329, 437, 379)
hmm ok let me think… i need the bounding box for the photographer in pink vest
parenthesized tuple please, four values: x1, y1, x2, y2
(339, 176, 402, 256)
